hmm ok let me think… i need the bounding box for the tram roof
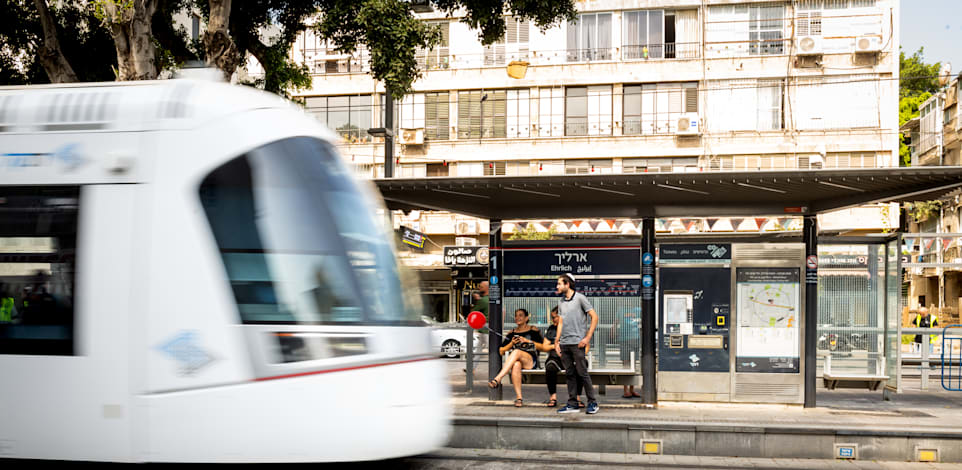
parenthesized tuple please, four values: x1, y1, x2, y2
(375, 167, 962, 219)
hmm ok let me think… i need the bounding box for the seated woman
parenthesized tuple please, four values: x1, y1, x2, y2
(540, 306, 584, 408)
(488, 308, 543, 407)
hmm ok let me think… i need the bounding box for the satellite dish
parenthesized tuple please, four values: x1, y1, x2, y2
(940, 62, 952, 86)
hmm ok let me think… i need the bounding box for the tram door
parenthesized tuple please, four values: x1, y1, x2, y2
(730, 243, 806, 404)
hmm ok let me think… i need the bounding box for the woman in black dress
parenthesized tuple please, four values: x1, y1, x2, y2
(488, 308, 543, 407)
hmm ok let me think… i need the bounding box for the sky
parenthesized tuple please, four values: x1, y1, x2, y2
(901, 0, 962, 75)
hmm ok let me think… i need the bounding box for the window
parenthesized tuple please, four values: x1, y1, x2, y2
(424, 92, 449, 140)
(483, 161, 506, 176)
(396, 164, 427, 178)
(757, 80, 783, 131)
(418, 21, 450, 70)
(750, 4, 785, 55)
(0, 187, 78, 355)
(199, 137, 417, 325)
(565, 86, 612, 136)
(706, 4, 784, 57)
(537, 160, 564, 175)
(623, 10, 665, 59)
(565, 159, 613, 175)
(567, 13, 612, 62)
(399, 93, 425, 130)
(191, 14, 201, 41)
(306, 95, 373, 143)
(624, 83, 697, 135)
(538, 87, 564, 137)
(506, 89, 530, 138)
(458, 90, 507, 139)
(826, 152, 876, 168)
(485, 17, 529, 65)
(794, 75, 880, 130)
(426, 163, 449, 177)
(622, 158, 671, 173)
(506, 161, 532, 176)
(706, 79, 782, 131)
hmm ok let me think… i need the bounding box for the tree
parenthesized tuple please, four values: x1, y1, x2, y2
(3, 0, 576, 100)
(899, 47, 941, 166)
(316, 0, 577, 98)
(0, 0, 118, 85)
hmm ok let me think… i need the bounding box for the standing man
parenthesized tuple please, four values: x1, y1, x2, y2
(554, 273, 600, 414)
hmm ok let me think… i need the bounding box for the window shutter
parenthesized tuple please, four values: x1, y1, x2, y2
(685, 87, 698, 112)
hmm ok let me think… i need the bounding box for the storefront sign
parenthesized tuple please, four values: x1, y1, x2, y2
(443, 246, 489, 267)
(399, 226, 425, 249)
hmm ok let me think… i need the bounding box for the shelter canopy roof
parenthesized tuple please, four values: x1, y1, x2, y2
(375, 168, 962, 219)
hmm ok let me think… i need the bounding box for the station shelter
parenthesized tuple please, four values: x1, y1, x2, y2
(376, 167, 962, 407)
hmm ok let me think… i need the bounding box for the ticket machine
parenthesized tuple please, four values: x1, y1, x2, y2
(658, 244, 732, 402)
(657, 242, 806, 404)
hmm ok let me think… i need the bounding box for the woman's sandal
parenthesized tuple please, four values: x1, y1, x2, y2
(578, 400, 586, 409)
(546, 398, 557, 407)
(488, 378, 501, 389)
(514, 398, 523, 407)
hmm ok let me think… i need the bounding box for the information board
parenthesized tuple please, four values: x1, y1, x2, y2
(735, 267, 800, 373)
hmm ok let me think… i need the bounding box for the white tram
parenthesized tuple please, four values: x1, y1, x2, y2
(0, 79, 451, 462)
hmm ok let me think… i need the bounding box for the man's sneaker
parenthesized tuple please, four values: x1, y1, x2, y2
(586, 402, 599, 414)
(557, 404, 580, 414)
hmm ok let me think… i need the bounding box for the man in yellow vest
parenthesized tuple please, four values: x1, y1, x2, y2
(913, 307, 939, 355)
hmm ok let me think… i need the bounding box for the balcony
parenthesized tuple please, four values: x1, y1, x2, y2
(304, 43, 703, 76)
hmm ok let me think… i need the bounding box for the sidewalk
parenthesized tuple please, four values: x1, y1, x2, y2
(445, 361, 962, 463)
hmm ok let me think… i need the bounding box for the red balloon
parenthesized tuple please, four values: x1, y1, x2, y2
(467, 311, 487, 329)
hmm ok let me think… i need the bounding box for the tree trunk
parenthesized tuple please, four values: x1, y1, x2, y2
(205, 0, 241, 81)
(32, 0, 79, 83)
(101, 0, 159, 81)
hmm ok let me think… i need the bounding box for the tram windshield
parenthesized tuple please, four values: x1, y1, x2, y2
(200, 137, 418, 325)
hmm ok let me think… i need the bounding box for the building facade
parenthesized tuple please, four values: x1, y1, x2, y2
(903, 73, 962, 326)
(290, 0, 900, 322)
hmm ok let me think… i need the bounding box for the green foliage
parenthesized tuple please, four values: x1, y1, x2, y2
(899, 47, 941, 99)
(898, 48, 941, 166)
(318, 0, 576, 98)
(906, 200, 942, 223)
(508, 224, 557, 240)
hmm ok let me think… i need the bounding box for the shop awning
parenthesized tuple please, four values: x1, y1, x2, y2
(375, 167, 962, 219)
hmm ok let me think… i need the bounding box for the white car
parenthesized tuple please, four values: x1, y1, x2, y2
(422, 316, 484, 358)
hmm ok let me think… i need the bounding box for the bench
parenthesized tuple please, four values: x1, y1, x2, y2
(821, 354, 888, 391)
(505, 351, 640, 395)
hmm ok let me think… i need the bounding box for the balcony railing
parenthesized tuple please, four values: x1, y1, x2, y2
(623, 42, 700, 60)
(304, 44, 704, 75)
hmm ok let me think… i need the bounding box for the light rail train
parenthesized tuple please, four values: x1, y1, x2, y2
(0, 78, 451, 462)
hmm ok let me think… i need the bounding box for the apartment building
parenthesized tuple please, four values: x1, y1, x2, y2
(290, 0, 899, 321)
(902, 73, 962, 323)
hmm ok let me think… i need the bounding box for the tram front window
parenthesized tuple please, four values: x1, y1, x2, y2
(199, 137, 415, 325)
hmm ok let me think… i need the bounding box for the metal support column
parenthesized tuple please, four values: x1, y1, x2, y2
(804, 215, 818, 408)
(641, 218, 657, 405)
(383, 88, 394, 178)
(488, 220, 504, 401)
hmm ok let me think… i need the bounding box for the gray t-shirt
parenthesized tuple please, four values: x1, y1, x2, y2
(558, 292, 594, 345)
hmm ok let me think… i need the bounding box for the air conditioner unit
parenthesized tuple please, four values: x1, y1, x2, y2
(796, 36, 823, 55)
(456, 237, 478, 246)
(398, 128, 424, 145)
(455, 220, 479, 236)
(675, 113, 701, 136)
(854, 35, 882, 53)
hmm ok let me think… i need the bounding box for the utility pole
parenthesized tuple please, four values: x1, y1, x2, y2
(368, 86, 395, 178)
